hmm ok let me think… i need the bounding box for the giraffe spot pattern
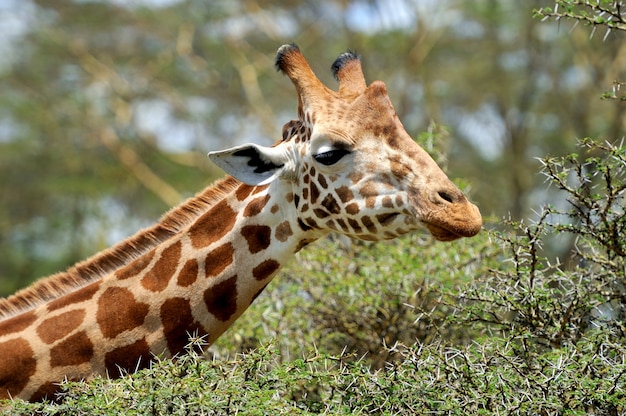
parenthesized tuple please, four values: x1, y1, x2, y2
(0, 338, 36, 399)
(116, 250, 155, 280)
(160, 297, 206, 356)
(252, 259, 280, 281)
(0, 310, 37, 336)
(252, 185, 267, 195)
(321, 193, 341, 214)
(235, 185, 254, 201)
(37, 309, 86, 344)
(313, 208, 330, 219)
(177, 258, 199, 287)
(361, 216, 377, 234)
(335, 218, 348, 232)
(50, 331, 94, 367)
(295, 239, 315, 252)
(382, 196, 394, 208)
(346, 202, 359, 215)
(141, 241, 182, 292)
(309, 182, 320, 203)
(97, 287, 150, 339)
(317, 174, 328, 189)
(336, 186, 354, 203)
(47, 281, 101, 312)
(104, 338, 151, 379)
(244, 194, 270, 217)
(297, 218, 313, 232)
(241, 225, 272, 254)
(348, 218, 362, 233)
(188, 199, 237, 249)
(203, 275, 238, 322)
(29, 381, 60, 402)
(205, 243, 235, 278)
(275, 221, 293, 242)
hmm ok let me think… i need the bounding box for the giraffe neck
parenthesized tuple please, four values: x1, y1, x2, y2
(0, 180, 321, 401)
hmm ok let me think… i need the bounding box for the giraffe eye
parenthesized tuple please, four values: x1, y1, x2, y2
(313, 148, 351, 166)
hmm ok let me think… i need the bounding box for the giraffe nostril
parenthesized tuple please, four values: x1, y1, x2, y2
(437, 190, 456, 204)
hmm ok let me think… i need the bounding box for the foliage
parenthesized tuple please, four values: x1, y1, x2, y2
(4, 139, 626, 415)
(534, 1, 626, 100)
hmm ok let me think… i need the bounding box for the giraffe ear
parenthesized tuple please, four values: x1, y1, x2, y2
(208, 143, 291, 186)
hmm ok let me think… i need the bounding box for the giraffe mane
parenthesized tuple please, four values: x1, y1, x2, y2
(0, 176, 242, 320)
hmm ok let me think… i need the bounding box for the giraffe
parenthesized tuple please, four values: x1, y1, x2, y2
(0, 44, 482, 402)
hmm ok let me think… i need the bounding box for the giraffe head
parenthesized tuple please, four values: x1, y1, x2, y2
(210, 44, 481, 242)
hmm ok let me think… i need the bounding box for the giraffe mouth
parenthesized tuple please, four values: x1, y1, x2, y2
(424, 223, 464, 241)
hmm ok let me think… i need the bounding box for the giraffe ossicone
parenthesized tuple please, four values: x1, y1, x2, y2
(0, 44, 481, 402)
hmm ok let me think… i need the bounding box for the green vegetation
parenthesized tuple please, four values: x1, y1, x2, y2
(5, 138, 626, 415)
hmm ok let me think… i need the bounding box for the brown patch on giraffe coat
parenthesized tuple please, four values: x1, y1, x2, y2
(317, 174, 328, 189)
(346, 203, 359, 216)
(177, 258, 199, 287)
(235, 185, 254, 201)
(105, 338, 151, 379)
(304, 217, 319, 229)
(390, 157, 411, 180)
(47, 281, 101, 312)
(0, 338, 36, 399)
(321, 193, 341, 214)
(271, 204, 279, 214)
(252, 259, 280, 281)
(203, 275, 238, 322)
(348, 218, 362, 233)
(252, 185, 267, 195)
(0, 310, 37, 336)
(361, 216, 377, 234)
(295, 239, 315, 252)
(336, 186, 354, 203)
(37, 309, 86, 344)
(50, 331, 94, 367)
(382, 196, 394, 208)
(160, 297, 205, 356)
(244, 194, 270, 217)
(141, 241, 182, 292)
(336, 218, 348, 232)
(309, 182, 320, 203)
(116, 250, 155, 280)
(350, 171, 364, 183)
(313, 208, 330, 219)
(97, 287, 149, 339)
(241, 225, 272, 254)
(30, 381, 60, 402)
(188, 199, 237, 249)
(275, 221, 293, 242)
(205, 242, 235, 278)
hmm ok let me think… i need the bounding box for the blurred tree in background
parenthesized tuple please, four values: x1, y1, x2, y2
(0, 0, 624, 295)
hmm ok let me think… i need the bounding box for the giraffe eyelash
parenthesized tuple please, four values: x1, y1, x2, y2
(313, 148, 351, 166)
